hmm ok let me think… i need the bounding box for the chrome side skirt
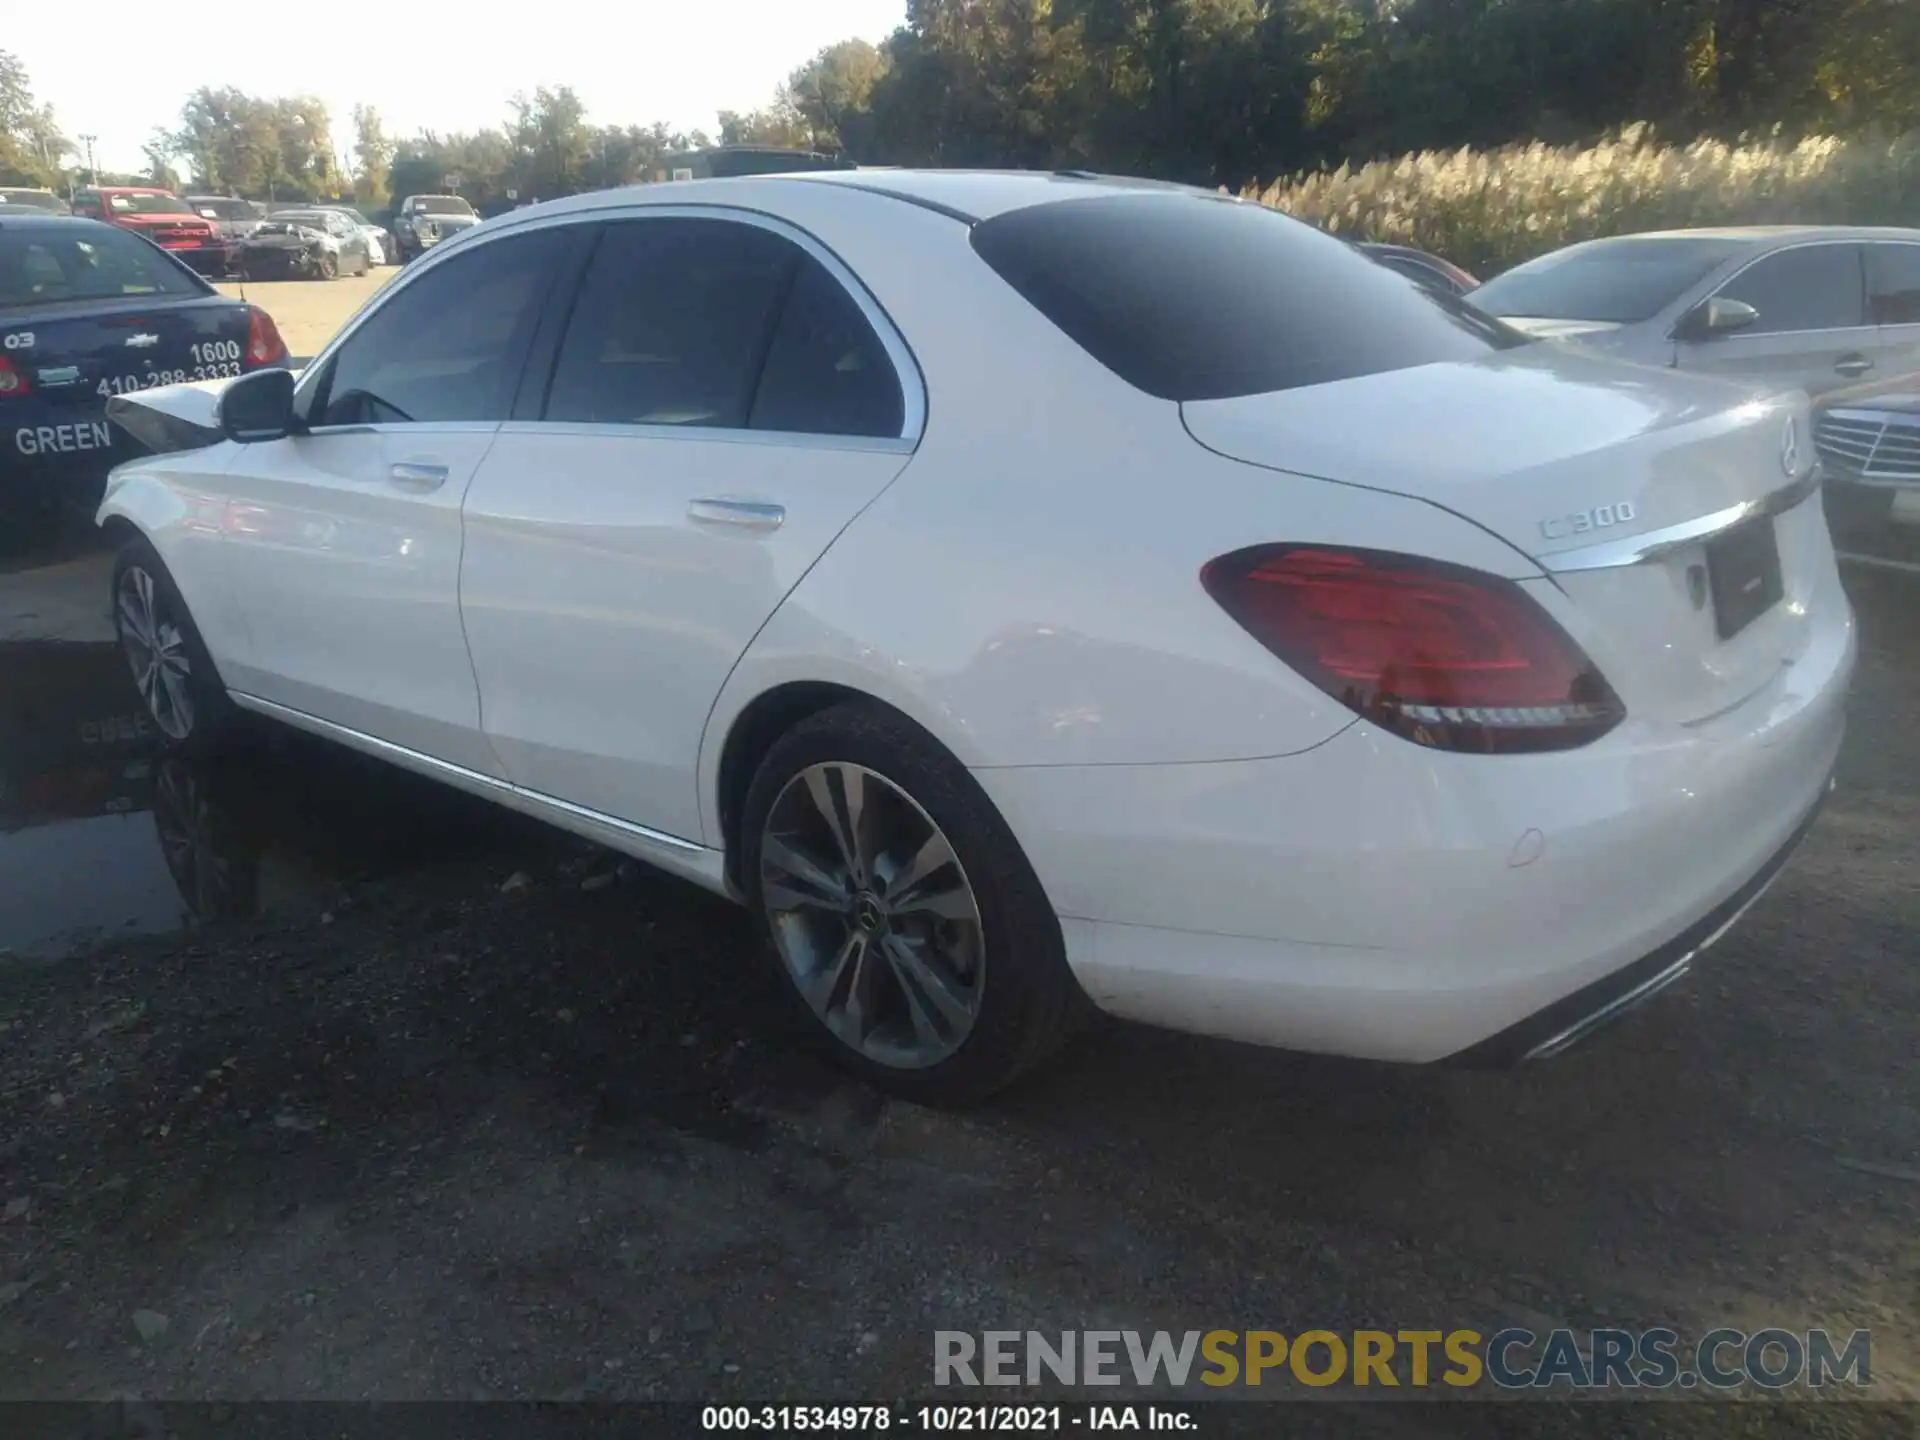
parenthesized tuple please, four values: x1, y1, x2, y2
(228, 691, 735, 900)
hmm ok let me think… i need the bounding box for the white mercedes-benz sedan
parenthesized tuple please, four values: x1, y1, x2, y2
(94, 170, 1855, 1104)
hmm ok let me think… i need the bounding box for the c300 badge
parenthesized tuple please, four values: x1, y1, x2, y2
(1539, 501, 1637, 541)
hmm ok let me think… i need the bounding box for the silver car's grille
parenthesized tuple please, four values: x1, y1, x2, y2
(1816, 409, 1920, 481)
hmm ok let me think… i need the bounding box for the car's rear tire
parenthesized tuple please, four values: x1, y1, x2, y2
(740, 701, 1085, 1106)
(112, 537, 236, 754)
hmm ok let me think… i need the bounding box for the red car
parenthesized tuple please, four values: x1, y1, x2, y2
(69, 187, 225, 275)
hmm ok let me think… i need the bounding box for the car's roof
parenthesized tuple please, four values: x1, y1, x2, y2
(1580, 224, 1920, 245)
(501, 168, 1227, 228)
(0, 213, 108, 231)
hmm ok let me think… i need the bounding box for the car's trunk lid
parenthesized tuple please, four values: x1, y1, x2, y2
(1182, 346, 1827, 727)
(14, 295, 252, 416)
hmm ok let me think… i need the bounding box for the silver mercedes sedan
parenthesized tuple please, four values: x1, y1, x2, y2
(1472, 226, 1920, 399)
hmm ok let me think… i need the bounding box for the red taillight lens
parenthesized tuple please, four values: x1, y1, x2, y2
(0, 356, 30, 397)
(245, 306, 288, 366)
(1202, 545, 1623, 754)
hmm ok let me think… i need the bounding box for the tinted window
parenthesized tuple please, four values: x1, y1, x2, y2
(750, 256, 904, 437)
(108, 193, 190, 216)
(1869, 244, 1920, 325)
(1375, 254, 1463, 295)
(970, 194, 1519, 402)
(311, 228, 566, 426)
(1715, 245, 1863, 334)
(545, 219, 795, 428)
(412, 197, 474, 216)
(0, 227, 203, 308)
(1474, 238, 1742, 324)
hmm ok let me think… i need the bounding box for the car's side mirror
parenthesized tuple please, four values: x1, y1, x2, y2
(218, 368, 298, 443)
(1676, 296, 1759, 342)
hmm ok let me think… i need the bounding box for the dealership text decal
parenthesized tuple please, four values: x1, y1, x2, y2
(934, 1327, 1871, 1391)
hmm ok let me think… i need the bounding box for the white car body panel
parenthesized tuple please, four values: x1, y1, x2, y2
(95, 173, 1858, 1066)
(461, 426, 914, 842)
(211, 424, 506, 776)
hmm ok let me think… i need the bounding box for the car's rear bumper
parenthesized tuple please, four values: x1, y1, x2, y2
(974, 601, 1855, 1063)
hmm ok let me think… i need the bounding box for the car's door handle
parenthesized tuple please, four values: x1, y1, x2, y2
(688, 498, 785, 532)
(389, 462, 449, 491)
(1835, 355, 1874, 377)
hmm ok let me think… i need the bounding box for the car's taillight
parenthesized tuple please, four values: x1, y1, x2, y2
(0, 356, 30, 397)
(245, 305, 288, 366)
(1201, 545, 1624, 754)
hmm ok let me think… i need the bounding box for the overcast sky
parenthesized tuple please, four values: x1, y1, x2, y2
(10, 1, 907, 175)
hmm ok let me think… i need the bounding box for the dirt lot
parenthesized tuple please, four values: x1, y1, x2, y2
(213, 270, 395, 362)
(0, 548, 1916, 1423)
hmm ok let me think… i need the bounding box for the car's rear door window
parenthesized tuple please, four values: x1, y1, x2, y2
(969, 192, 1521, 402)
(543, 218, 798, 429)
(1713, 244, 1865, 334)
(306, 227, 572, 427)
(1868, 243, 1920, 325)
(749, 254, 905, 438)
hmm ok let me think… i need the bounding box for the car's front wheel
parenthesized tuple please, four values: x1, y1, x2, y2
(741, 702, 1084, 1105)
(113, 538, 235, 753)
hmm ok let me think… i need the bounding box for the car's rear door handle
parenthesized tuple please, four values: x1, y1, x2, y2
(389, 462, 449, 491)
(688, 498, 785, 532)
(1835, 354, 1874, 377)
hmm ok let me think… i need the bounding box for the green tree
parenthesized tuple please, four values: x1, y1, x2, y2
(352, 105, 395, 208)
(0, 50, 68, 186)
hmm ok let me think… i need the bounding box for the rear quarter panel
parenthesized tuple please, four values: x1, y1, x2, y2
(695, 186, 1542, 845)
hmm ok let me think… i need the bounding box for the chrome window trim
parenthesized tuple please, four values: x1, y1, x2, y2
(294, 202, 927, 447)
(1541, 469, 1822, 574)
(492, 418, 915, 455)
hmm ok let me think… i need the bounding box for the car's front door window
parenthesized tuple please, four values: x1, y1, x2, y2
(1713, 244, 1866, 334)
(302, 227, 570, 428)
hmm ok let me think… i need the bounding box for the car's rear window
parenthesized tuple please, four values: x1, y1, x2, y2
(968, 193, 1521, 402)
(413, 197, 474, 216)
(0, 227, 205, 308)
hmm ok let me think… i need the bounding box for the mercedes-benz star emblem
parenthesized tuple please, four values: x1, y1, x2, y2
(1781, 417, 1801, 477)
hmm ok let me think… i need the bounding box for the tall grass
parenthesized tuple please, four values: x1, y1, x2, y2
(1251, 125, 1920, 277)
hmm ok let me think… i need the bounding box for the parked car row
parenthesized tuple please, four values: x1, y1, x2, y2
(17, 185, 408, 280)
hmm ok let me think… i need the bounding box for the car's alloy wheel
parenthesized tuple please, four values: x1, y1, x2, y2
(760, 761, 986, 1070)
(117, 563, 195, 740)
(741, 701, 1085, 1104)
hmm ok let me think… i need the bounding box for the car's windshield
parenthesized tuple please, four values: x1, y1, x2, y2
(191, 198, 255, 220)
(412, 197, 473, 216)
(106, 192, 192, 216)
(1473, 237, 1745, 323)
(971, 193, 1524, 402)
(264, 212, 331, 229)
(0, 227, 204, 307)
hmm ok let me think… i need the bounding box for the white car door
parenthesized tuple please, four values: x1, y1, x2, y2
(215, 225, 581, 774)
(1674, 241, 1874, 398)
(459, 211, 920, 842)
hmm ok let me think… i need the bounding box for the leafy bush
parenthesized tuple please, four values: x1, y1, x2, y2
(1252, 125, 1920, 278)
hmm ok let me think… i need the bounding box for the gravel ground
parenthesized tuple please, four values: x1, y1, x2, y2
(0, 556, 1916, 1430)
(212, 271, 395, 363)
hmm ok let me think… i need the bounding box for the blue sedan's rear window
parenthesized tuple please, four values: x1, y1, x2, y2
(0, 228, 203, 309)
(969, 193, 1521, 402)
